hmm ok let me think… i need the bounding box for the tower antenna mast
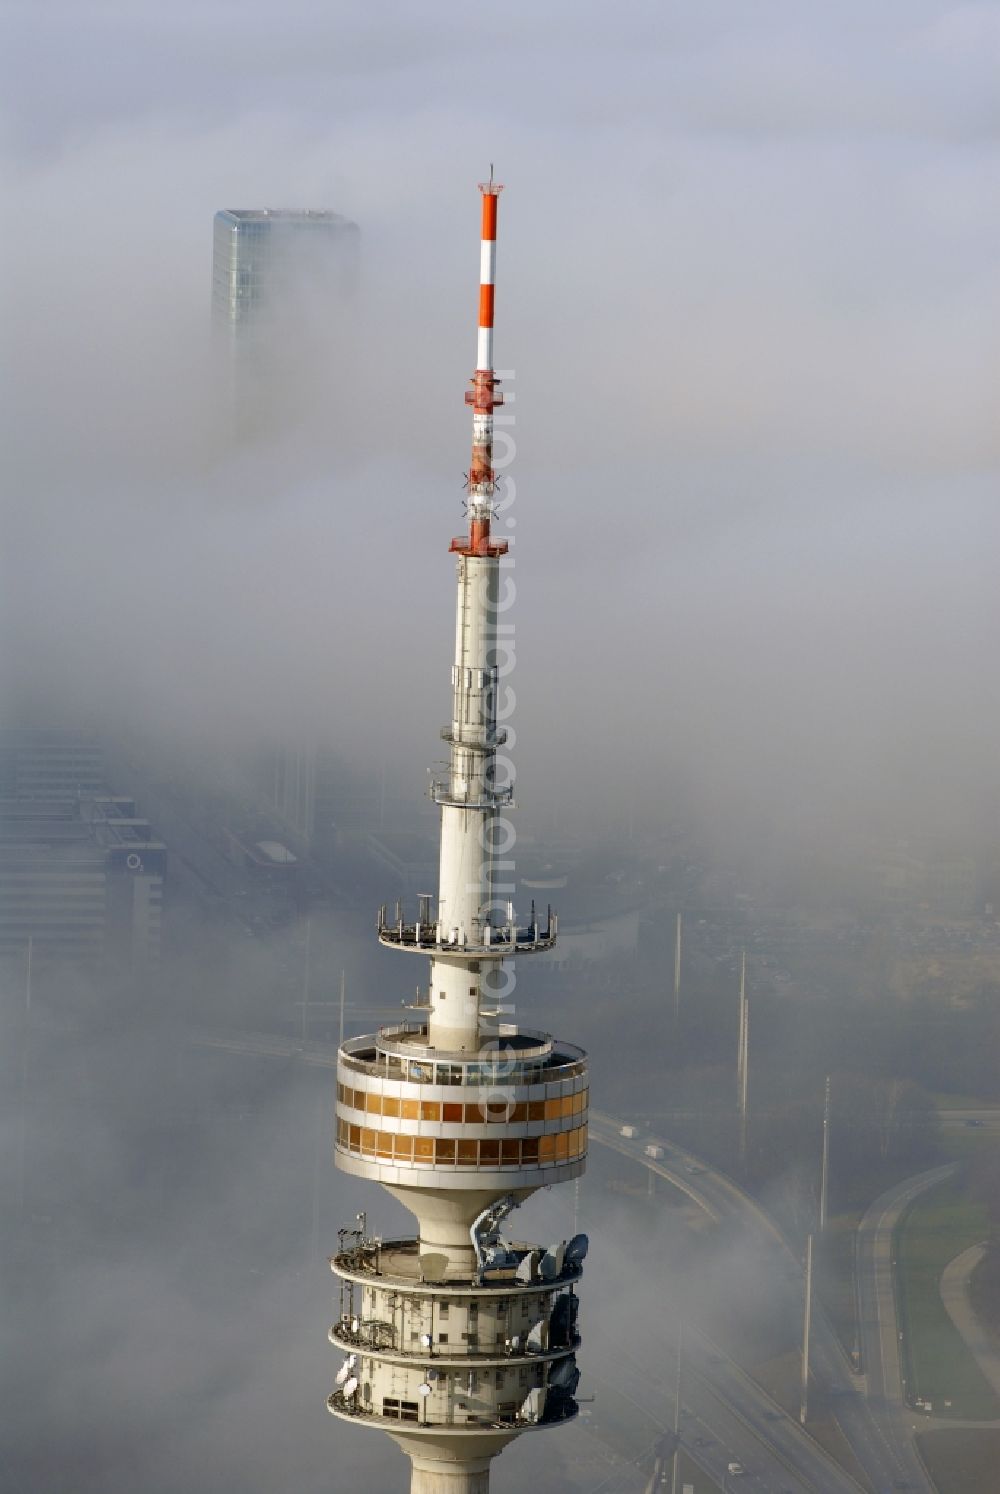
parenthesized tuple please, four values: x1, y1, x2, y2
(327, 179, 588, 1494)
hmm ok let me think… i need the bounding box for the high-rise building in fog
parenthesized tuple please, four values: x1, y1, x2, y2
(211, 207, 359, 845)
(211, 208, 359, 344)
(212, 205, 359, 447)
(0, 730, 165, 970)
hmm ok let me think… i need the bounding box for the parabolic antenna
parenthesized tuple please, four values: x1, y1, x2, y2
(417, 1382, 431, 1397)
(335, 1361, 351, 1386)
(342, 1376, 359, 1398)
(550, 1293, 578, 1346)
(565, 1233, 589, 1267)
(526, 1319, 548, 1352)
(516, 1248, 542, 1284)
(540, 1241, 566, 1278)
(520, 1386, 547, 1422)
(548, 1354, 578, 1390)
(539, 1251, 558, 1281)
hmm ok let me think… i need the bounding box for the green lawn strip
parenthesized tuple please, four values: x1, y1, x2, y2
(939, 1127, 998, 1163)
(895, 1180, 1000, 1420)
(969, 1248, 1000, 1342)
(916, 1428, 1000, 1494)
(931, 1092, 1000, 1111)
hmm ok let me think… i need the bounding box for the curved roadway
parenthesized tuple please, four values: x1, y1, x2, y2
(590, 1111, 941, 1494)
(855, 1165, 957, 1489)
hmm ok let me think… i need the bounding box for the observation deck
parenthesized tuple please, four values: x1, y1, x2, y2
(335, 1025, 589, 1190)
(377, 901, 557, 958)
(430, 776, 514, 812)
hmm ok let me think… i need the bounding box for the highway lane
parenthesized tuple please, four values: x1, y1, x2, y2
(686, 1330, 864, 1494)
(589, 1112, 935, 1494)
(549, 1113, 868, 1492)
(588, 1331, 866, 1494)
(855, 1165, 957, 1488)
(937, 1110, 1000, 1131)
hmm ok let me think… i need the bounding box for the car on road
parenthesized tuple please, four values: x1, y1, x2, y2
(727, 1461, 745, 1476)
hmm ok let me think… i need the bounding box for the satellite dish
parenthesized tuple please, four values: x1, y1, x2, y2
(516, 1248, 542, 1284)
(342, 1376, 358, 1398)
(351, 1318, 360, 1333)
(417, 1382, 431, 1397)
(335, 1358, 353, 1385)
(541, 1241, 566, 1277)
(526, 1319, 548, 1352)
(565, 1233, 589, 1267)
(549, 1294, 578, 1346)
(548, 1354, 578, 1390)
(420, 1333, 432, 1348)
(520, 1386, 547, 1423)
(419, 1252, 449, 1283)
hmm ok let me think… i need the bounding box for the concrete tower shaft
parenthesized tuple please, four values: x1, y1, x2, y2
(328, 179, 587, 1494)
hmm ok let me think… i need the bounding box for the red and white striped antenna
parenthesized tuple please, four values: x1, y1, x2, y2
(452, 171, 508, 559)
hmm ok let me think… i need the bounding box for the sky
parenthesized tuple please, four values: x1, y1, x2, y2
(2, 5, 999, 1491)
(3, 1, 999, 849)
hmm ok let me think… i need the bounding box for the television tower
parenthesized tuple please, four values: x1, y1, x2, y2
(327, 179, 589, 1493)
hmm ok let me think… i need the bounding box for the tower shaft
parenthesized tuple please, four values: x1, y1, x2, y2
(328, 180, 587, 1493)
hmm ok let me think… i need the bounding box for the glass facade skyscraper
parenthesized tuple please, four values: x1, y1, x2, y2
(211, 208, 359, 343)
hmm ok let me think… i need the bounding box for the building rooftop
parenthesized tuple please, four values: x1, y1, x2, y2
(216, 208, 357, 227)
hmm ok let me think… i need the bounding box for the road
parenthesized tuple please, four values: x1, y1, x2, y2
(586, 1328, 867, 1494)
(937, 1110, 1000, 1132)
(590, 1112, 943, 1494)
(855, 1165, 957, 1487)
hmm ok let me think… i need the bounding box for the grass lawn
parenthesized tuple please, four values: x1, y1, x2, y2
(931, 1092, 1000, 1111)
(896, 1179, 1000, 1420)
(917, 1429, 1000, 1494)
(939, 1128, 1000, 1164)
